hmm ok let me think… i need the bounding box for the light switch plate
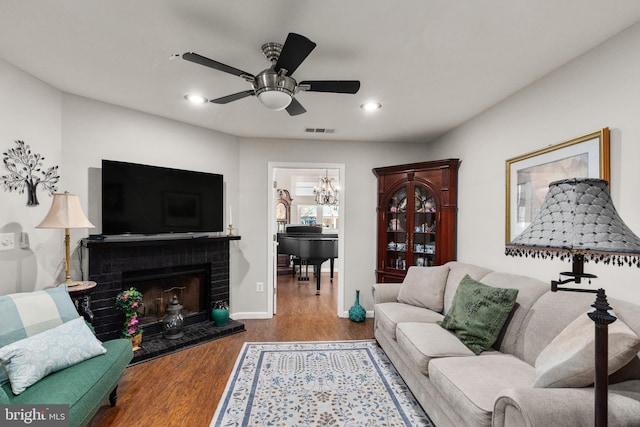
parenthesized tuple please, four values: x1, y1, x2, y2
(0, 233, 15, 251)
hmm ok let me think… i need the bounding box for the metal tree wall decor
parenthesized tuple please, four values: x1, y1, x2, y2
(1, 140, 60, 206)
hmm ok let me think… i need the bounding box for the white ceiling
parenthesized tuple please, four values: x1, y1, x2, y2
(1, 1, 639, 143)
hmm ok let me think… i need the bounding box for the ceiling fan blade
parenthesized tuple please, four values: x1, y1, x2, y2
(210, 90, 255, 104)
(286, 97, 306, 116)
(183, 52, 255, 79)
(274, 33, 316, 76)
(299, 80, 361, 94)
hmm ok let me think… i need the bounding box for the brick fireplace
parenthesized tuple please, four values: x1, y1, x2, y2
(81, 236, 243, 358)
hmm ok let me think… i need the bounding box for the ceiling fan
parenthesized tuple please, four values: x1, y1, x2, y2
(183, 33, 361, 116)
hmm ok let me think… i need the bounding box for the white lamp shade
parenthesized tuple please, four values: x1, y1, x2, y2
(257, 90, 292, 110)
(37, 193, 94, 229)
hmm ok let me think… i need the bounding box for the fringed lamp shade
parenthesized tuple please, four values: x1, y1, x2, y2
(505, 178, 640, 266)
(505, 177, 640, 427)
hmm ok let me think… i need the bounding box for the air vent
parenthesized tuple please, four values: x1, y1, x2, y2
(305, 128, 335, 134)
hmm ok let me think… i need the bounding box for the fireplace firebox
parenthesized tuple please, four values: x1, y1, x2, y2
(122, 264, 209, 336)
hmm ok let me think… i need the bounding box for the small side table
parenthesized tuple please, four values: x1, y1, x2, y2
(67, 281, 97, 323)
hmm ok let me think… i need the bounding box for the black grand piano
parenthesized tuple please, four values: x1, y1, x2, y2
(277, 225, 338, 295)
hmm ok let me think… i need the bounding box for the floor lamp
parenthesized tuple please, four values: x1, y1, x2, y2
(506, 178, 640, 427)
(37, 192, 95, 286)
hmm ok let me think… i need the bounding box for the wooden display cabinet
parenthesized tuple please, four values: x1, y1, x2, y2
(373, 159, 459, 282)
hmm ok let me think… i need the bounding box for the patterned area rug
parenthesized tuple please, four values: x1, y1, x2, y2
(210, 340, 434, 426)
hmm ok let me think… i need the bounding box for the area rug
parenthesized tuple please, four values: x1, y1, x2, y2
(210, 340, 434, 426)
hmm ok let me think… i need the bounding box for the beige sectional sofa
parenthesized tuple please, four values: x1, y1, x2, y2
(373, 262, 640, 426)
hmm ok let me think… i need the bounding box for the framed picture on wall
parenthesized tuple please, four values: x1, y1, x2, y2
(505, 128, 610, 242)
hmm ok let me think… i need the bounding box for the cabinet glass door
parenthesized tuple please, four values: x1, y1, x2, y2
(412, 185, 436, 267)
(385, 186, 408, 271)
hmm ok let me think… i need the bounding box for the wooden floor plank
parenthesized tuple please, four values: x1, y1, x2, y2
(88, 273, 374, 427)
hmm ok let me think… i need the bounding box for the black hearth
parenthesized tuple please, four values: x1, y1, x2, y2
(81, 236, 244, 362)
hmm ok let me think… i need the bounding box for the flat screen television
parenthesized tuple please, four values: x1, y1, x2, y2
(101, 160, 224, 235)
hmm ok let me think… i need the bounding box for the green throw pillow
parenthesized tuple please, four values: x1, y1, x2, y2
(437, 275, 519, 355)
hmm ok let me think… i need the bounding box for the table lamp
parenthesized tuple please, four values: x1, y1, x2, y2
(37, 192, 94, 286)
(505, 178, 640, 427)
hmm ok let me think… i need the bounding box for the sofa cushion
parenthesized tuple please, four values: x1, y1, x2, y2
(478, 272, 548, 355)
(519, 291, 600, 366)
(429, 354, 535, 426)
(396, 322, 474, 374)
(397, 265, 450, 312)
(534, 311, 640, 388)
(375, 302, 444, 340)
(0, 286, 79, 386)
(443, 262, 493, 314)
(438, 275, 519, 355)
(0, 317, 107, 395)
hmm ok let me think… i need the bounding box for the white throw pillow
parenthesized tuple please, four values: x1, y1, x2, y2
(534, 311, 640, 388)
(397, 265, 450, 312)
(0, 317, 107, 395)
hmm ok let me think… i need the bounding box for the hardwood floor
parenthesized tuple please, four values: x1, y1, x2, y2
(89, 273, 374, 427)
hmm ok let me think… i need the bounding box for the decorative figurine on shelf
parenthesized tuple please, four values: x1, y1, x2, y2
(115, 287, 143, 350)
(389, 196, 399, 212)
(424, 197, 436, 212)
(349, 290, 366, 323)
(389, 219, 404, 231)
(398, 197, 407, 212)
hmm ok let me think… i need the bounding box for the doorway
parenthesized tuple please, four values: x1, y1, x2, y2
(267, 162, 345, 317)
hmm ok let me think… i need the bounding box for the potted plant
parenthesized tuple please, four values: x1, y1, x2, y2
(115, 287, 143, 350)
(212, 300, 229, 327)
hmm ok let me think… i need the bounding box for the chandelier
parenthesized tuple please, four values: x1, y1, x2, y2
(314, 170, 339, 205)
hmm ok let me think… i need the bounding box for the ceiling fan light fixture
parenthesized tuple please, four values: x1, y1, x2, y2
(257, 90, 292, 110)
(184, 94, 209, 104)
(255, 69, 296, 110)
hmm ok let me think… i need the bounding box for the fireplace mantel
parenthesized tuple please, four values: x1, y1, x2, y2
(83, 234, 240, 248)
(81, 235, 241, 342)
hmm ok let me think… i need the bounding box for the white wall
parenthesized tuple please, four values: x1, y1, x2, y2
(237, 138, 431, 317)
(0, 59, 64, 294)
(60, 93, 244, 308)
(427, 22, 640, 304)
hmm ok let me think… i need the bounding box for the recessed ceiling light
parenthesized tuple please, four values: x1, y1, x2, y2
(360, 101, 382, 111)
(184, 94, 209, 104)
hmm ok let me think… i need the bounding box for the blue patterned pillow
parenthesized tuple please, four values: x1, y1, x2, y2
(0, 286, 79, 386)
(0, 317, 107, 395)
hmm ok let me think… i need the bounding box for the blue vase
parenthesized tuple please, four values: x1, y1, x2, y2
(349, 290, 366, 322)
(212, 308, 229, 327)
